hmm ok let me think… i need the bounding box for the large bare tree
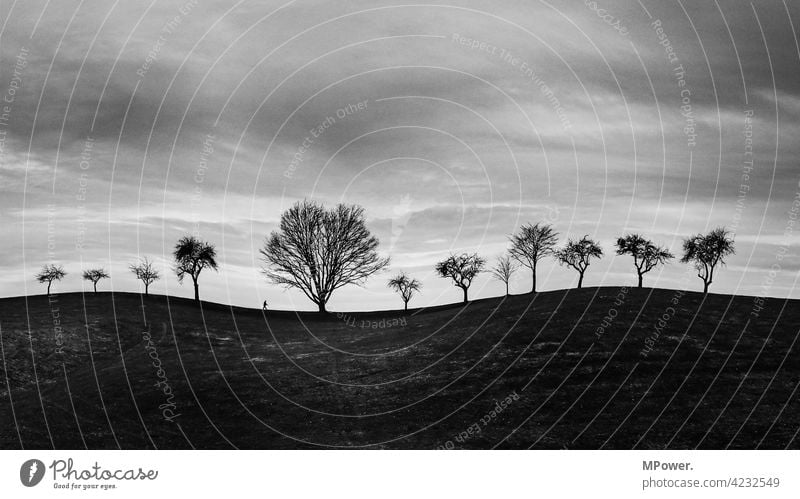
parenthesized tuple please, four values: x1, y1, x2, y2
(82, 268, 109, 293)
(615, 234, 674, 288)
(130, 257, 161, 295)
(387, 272, 422, 311)
(173, 236, 218, 303)
(681, 227, 735, 293)
(435, 253, 485, 303)
(489, 255, 517, 296)
(555, 235, 603, 289)
(36, 264, 67, 296)
(260, 200, 390, 313)
(509, 222, 559, 293)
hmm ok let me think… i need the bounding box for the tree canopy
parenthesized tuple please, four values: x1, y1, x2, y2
(387, 272, 422, 311)
(615, 234, 674, 288)
(509, 222, 558, 292)
(489, 255, 517, 296)
(82, 268, 110, 293)
(435, 253, 486, 303)
(260, 200, 389, 312)
(681, 227, 735, 293)
(555, 236, 603, 289)
(35, 264, 67, 296)
(174, 236, 218, 302)
(130, 258, 161, 295)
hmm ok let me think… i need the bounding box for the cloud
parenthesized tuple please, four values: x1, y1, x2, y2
(1, 0, 799, 308)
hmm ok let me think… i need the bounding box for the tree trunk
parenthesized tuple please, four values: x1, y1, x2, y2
(94, 282, 98, 293)
(637, 273, 643, 288)
(577, 272, 584, 289)
(462, 286, 468, 303)
(47, 281, 52, 296)
(193, 281, 200, 302)
(505, 281, 509, 296)
(703, 280, 709, 294)
(531, 266, 537, 293)
(145, 284, 149, 296)
(318, 301, 327, 313)
(404, 301, 408, 312)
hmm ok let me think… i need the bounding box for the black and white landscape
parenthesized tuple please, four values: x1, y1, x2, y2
(0, 0, 799, 449)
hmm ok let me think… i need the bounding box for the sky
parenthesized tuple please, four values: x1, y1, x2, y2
(0, 0, 798, 311)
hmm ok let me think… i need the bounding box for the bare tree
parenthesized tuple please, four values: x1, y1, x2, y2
(260, 200, 390, 313)
(130, 257, 161, 295)
(615, 234, 674, 288)
(681, 227, 735, 293)
(489, 255, 517, 296)
(387, 272, 422, 311)
(555, 236, 603, 289)
(509, 222, 559, 293)
(82, 268, 109, 293)
(173, 236, 218, 303)
(36, 264, 67, 296)
(435, 253, 485, 303)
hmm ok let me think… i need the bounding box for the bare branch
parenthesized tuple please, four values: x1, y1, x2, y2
(435, 253, 485, 303)
(387, 271, 422, 310)
(680, 227, 735, 293)
(509, 222, 558, 292)
(555, 235, 603, 289)
(615, 234, 674, 287)
(260, 200, 389, 312)
(489, 255, 517, 295)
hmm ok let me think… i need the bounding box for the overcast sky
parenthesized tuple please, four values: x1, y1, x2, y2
(1, 0, 798, 311)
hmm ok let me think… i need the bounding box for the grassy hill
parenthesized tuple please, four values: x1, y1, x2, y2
(1, 288, 798, 449)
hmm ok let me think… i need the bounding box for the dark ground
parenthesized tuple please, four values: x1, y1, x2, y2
(0, 288, 798, 449)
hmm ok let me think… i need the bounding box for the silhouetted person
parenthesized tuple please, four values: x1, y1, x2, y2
(263, 300, 268, 311)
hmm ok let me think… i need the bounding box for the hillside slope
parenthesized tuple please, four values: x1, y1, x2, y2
(0, 288, 798, 449)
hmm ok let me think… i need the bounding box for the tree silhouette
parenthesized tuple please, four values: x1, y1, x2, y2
(129, 258, 161, 295)
(260, 200, 389, 313)
(387, 272, 422, 311)
(81, 268, 109, 293)
(555, 236, 603, 289)
(681, 227, 735, 293)
(489, 255, 517, 296)
(509, 222, 559, 293)
(615, 234, 674, 288)
(173, 236, 218, 303)
(36, 264, 67, 296)
(435, 253, 485, 303)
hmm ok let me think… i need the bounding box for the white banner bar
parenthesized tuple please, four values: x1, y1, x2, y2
(1, 451, 797, 498)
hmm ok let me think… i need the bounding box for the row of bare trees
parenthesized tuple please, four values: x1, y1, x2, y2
(504, 224, 673, 292)
(34, 240, 214, 300)
(427, 224, 735, 305)
(34, 200, 736, 311)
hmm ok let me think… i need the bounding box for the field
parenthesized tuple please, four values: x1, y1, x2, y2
(1, 288, 798, 449)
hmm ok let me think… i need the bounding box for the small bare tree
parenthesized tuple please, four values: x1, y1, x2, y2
(555, 236, 603, 289)
(261, 200, 390, 313)
(174, 236, 218, 303)
(36, 264, 67, 296)
(489, 255, 517, 296)
(681, 227, 735, 293)
(435, 253, 485, 303)
(615, 234, 674, 288)
(387, 272, 422, 311)
(82, 268, 109, 293)
(509, 222, 559, 293)
(130, 258, 161, 295)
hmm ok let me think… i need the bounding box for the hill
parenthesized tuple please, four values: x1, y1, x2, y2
(0, 288, 798, 449)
